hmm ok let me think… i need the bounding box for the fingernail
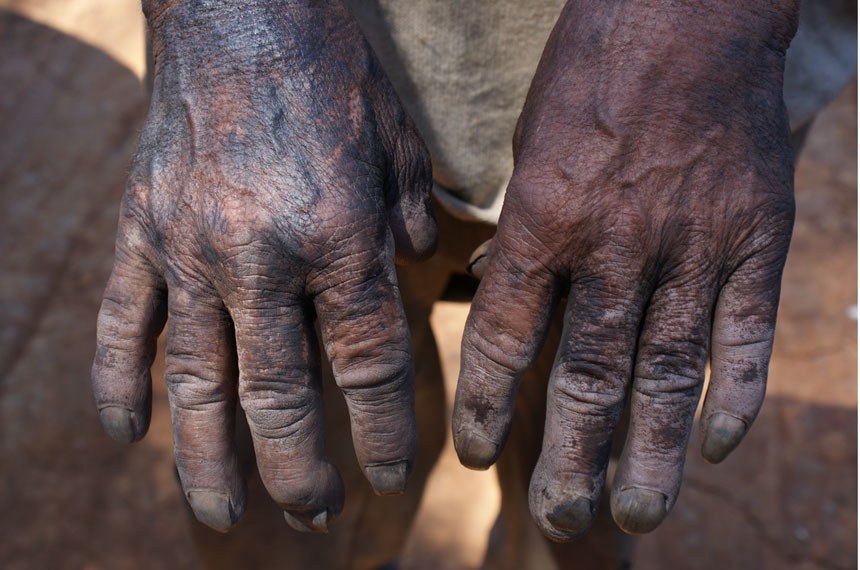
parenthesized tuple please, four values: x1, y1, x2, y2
(702, 412, 748, 464)
(545, 494, 594, 537)
(188, 490, 237, 533)
(365, 460, 409, 496)
(283, 509, 328, 533)
(466, 255, 489, 279)
(612, 487, 668, 534)
(466, 240, 492, 279)
(455, 429, 499, 471)
(99, 406, 137, 443)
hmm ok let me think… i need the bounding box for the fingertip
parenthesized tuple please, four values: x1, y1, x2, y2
(98, 405, 146, 443)
(701, 412, 748, 464)
(262, 459, 345, 533)
(365, 459, 409, 496)
(611, 487, 668, 535)
(453, 428, 500, 471)
(188, 490, 240, 533)
(538, 492, 594, 542)
(391, 211, 438, 264)
(283, 509, 330, 533)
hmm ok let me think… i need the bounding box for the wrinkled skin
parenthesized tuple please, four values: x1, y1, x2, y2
(453, 0, 799, 540)
(92, 0, 436, 533)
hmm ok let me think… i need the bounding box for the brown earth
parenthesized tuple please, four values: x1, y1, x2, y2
(0, 2, 855, 569)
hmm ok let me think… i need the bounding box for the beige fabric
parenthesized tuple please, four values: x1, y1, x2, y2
(346, 0, 856, 224)
(784, 0, 857, 130)
(345, 0, 565, 221)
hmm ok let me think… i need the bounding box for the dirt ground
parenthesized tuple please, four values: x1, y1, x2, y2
(0, 2, 856, 569)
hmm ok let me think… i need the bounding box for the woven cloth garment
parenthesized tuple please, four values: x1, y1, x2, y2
(345, 0, 857, 224)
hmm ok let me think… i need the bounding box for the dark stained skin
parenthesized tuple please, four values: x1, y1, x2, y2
(453, 0, 799, 541)
(92, 0, 801, 544)
(92, 0, 436, 533)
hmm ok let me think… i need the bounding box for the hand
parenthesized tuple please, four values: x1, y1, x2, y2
(92, 0, 435, 533)
(453, 0, 798, 540)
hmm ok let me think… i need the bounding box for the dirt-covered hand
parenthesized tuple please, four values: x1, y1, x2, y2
(453, 0, 798, 540)
(92, 0, 435, 533)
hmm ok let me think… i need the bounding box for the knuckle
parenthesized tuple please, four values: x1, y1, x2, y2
(570, 284, 641, 329)
(554, 356, 628, 412)
(164, 366, 227, 410)
(502, 174, 561, 232)
(119, 178, 170, 246)
(164, 355, 223, 394)
(335, 356, 411, 393)
(462, 324, 533, 377)
(302, 205, 389, 272)
(203, 202, 276, 258)
(166, 378, 226, 412)
(318, 247, 392, 292)
(117, 201, 158, 257)
(748, 212, 793, 254)
(239, 382, 316, 439)
(585, 221, 649, 274)
(319, 202, 386, 243)
(635, 308, 710, 398)
(120, 179, 152, 217)
(635, 346, 706, 398)
(727, 198, 794, 266)
(712, 335, 773, 359)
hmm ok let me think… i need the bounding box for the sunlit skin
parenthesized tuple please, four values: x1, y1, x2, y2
(92, 0, 799, 541)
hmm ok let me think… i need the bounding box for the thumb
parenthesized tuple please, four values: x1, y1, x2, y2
(385, 119, 437, 263)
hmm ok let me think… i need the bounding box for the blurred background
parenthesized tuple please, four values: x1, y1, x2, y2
(0, 1, 855, 569)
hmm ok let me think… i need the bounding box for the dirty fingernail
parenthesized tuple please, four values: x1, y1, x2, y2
(283, 509, 329, 533)
(702, 412, 747, 464)
(365, 460, 409, 496)
(455, 429, 499, 471)
(612, 487, 667, 534)
(545, 495, 594, 537)
(99, 406, 137, 443)
(466, 239, 493, 279)
(188, 490, 237, 533)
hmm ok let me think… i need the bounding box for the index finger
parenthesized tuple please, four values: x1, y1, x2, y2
(453, 224, 562, 470)
(92, 219, 167, 443)
(311, 228, 417, 495)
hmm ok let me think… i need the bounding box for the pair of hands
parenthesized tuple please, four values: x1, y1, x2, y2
(93, 0, 798, 539)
